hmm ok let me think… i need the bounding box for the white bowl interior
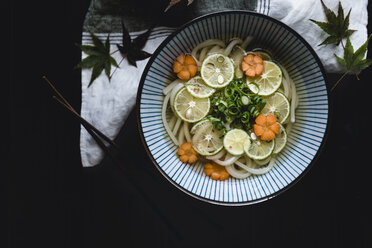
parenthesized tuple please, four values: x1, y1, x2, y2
(138, 11, 329, 205)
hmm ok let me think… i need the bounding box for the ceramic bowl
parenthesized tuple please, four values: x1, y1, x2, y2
(136, 11, 329, 205)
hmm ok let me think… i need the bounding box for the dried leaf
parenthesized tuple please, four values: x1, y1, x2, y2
(132, 25, 155, 50)
(116, 21, 154, 67)
(164, 0, 181, 12)
(164, 0, 194, 12)
(117, 19, 131, 54)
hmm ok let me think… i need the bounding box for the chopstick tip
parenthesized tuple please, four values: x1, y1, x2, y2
(42, 76, 50, 84)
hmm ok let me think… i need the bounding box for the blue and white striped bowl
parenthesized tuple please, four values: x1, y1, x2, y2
(136, 11, 329, 205)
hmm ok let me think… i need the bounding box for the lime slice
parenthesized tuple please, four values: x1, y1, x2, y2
(261, 91, 290, 124)
(223, 129, 250, 156)
(173, 87, 210, 123)
(244, 139, 275, 160)
(190, 119, 209, 134)
(185, 76, 215, 98)
(273, 123, 287, 154)
(201, 54, 234, 88)
(247, 61, 282, 96)
(191, 119, 224, 156)
(247, 82, 259, 94)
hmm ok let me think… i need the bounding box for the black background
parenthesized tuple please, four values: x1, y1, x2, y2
(7, 0, 372, 247)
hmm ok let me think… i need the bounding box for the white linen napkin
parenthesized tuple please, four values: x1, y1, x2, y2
(80, 0, 368, 167)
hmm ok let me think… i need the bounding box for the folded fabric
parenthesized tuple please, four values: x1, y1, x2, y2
(80, 0, 368, 167)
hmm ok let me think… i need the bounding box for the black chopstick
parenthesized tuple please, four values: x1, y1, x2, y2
(52, 96, 117, 157)
(43, 76, 182, 240)
(43, 76, 119, 150)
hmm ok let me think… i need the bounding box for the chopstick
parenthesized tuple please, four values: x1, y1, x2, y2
(42, 76, 118, 150)
(52, 96, 118, 159)
(42, 76, 182, 240)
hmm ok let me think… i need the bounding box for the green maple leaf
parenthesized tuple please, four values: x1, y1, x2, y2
(76, 31, 119, 87)
(334, 34, 372, 72)
(310, 0, 356, 46)
(331, 34, 372, 91)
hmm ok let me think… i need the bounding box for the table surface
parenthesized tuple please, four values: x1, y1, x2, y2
(7, 1, 372, 247)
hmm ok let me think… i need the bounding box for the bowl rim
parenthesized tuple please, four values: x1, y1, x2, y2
(136, 10, 330, 206)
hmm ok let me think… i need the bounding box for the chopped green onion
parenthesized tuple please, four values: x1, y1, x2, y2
(249, 106, 256, 114)
(241, 112, 250, 123)
(208, 78, 266, 133)
(224, 87, 234, 97)
(217, 104, 226, 112)
(228, 106, 239, 116)
(225, 115, 233, 123)
(241, 96, 249, 105)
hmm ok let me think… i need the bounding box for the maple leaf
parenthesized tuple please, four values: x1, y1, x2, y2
(331, 34, 372, 91)
(116, 20, 153, 67)
(76, 31, 119, 87)
(335, 35, 372, 72)
(310, 0, 356, 46)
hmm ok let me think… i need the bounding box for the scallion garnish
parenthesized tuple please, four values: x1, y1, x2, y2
(207, 78, 266, 135)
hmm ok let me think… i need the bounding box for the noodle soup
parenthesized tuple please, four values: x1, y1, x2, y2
(161, 37, 297, 181)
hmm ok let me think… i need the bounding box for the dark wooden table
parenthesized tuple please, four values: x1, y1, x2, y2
(7, 1, 372, 247)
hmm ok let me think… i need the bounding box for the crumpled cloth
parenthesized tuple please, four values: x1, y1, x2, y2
(80, 0, 368, 167)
